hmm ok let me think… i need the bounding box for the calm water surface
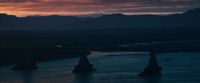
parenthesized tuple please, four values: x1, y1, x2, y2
(0, 52, 200, 83)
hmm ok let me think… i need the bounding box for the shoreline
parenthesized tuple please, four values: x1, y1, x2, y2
(1, 51, 200, 67)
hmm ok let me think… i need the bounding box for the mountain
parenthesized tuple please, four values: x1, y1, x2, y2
(0, 8, 200, 30)
(1, 8, 200, 65)
(74, 8, 200, 28)
(0, 14, 17, 29)
(183, 8, 200, 15)
(0, 14, 92, 30)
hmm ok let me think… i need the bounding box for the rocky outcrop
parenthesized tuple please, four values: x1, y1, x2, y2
(11, 52, 38, 71)
(138, 52, 162, 76)
(11, 62, 38, 70)
(73, 55, 95, 73)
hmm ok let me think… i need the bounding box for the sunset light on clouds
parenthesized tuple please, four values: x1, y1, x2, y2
(0, 0, 200, 17)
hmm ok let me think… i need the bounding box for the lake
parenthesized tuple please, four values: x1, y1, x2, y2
(0, 52, 200, 83)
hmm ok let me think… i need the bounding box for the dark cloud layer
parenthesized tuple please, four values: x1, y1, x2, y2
(0, 0, 199, 17)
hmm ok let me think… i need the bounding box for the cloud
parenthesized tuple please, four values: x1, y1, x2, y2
(0, 0, 199, 17)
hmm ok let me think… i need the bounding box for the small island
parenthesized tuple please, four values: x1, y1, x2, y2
(73, 55, 95, 73)
(11, 62, 38, 70)
(138, 51, 162, 76)
(11, 52, 38, 71)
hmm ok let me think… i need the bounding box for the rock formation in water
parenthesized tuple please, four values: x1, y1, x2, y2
(11, 52, 38, 70)
(11, 61, 38, 70)
(138, 51, 162, 76)
(73, 55, 95, 73)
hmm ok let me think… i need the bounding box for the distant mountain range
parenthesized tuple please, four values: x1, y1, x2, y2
(0, 8, 200, 30)
(1, 8, 200, 65)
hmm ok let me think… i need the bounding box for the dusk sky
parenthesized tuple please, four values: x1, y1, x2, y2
(0, 0, 200, 17)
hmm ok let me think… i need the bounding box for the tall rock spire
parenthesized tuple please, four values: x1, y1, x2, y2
(138, 51, 162, 76)
(73, 55, 95, 73)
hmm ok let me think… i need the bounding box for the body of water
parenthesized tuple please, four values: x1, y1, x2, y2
(0, 52, 200, 83)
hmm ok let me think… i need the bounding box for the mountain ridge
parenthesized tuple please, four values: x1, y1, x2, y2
(1, 8, 200, 30)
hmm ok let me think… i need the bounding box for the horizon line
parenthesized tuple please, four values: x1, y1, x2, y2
(1, 12, 183, 18)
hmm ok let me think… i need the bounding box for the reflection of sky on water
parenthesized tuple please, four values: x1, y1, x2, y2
(0, 52, 200, 83)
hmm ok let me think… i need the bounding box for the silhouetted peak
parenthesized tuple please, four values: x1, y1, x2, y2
(78, 55, 90, 65)
(100, 14, 126, 18)
(183, 8, 200, 15)
(0, 13, 8, 16)
(25, 15, 79, 19)
(72, 55, 95, 73)
(0, 13, 17, 18)
(138, 52, 162, 76)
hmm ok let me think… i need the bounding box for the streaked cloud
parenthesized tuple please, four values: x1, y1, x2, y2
(0, 0, 199, 17)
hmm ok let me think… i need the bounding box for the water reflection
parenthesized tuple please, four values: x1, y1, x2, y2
(1, 53, 200, 83)
(140, 76, 162, 83)
(74, 72, 93, 83)
(16, 70, 35, 83)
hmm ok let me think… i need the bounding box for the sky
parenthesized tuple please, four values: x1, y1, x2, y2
(0, 0, 200, 17)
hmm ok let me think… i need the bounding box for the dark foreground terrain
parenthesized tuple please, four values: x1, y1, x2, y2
(1, 8, 200, 65)
(1, 27, 200, 65)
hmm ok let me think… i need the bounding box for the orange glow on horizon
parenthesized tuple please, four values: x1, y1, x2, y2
(0, 0, 198, 17)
